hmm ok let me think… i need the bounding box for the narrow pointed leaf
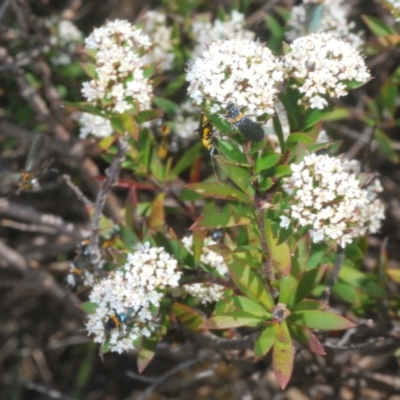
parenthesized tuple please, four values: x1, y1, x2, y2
(288, 323, 325, 355)
(204, 311, 264, 329)
(148, 193, 165, 229)
(273, 322, 294, 390)
(190, 212, 252, 230)
(228, 255, 275, 311)
(265, 218, 291, 276)
(217, 162, 255, 199)
(137, 336, 157, 373)
(187, 182, 251, 203)
(289, 310, 356, 330)
(254, 325, 275, 359)
(172, 303, 205, 331)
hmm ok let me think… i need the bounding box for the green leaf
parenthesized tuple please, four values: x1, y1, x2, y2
(265, 15, 283, 39)
(152, 96, 180, 114)
(333, 281, 360, 305)
(273, 114, 285, 152)
(275, 165, 292, 178)
(289, 310, 356, 330)
(186, 182, 251, 203)
(273, 322, 294, 390)
(190, 212, 252, 230)
(265, 218, 291, 276)
(172, 303, 205, 331)
(293, 265, 327, 305)
(217, 141, 248, 164)
(232, 296, 271, 317)
(80, 302, 97, 314)
(299, 106, 334, 131)
(162, 74, 187, 96)
(204, 311, 264, 329)
(288, 323, 325, 355)
(254, 152, 281, 173)
(339, 265, 386, 298)
(120, 113, 138, 139)
(80, 62, 97, 79)
(254, 325, 274, 359)
(361, 15, 396, 36)
(374, 128, 400, 163)
(227, 255, 275, 311)
(286, 133, 314, 147)
(217, 162, 254, 199)
(170, 142, 203, 177)
(291, 299, 326, 312)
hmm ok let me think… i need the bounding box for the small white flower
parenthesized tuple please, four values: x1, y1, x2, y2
(286, 0, 364, 48)
(187, 38, 284, 116)
(74, 112, 113, 139)
(282, 33, 370, 109)
(178, 236, 228, 304)
(85, 242, 181, 353)
(81, 20, 153, 114)
(191, 11, 255, 61)
(282, 154, 385, 247)
(386, 0, 400, 22)
(141, 10, 175, 72)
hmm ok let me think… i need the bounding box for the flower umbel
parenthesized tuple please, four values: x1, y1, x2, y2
(142, 10, 175, 72)
(191, 11, 255, 61)
(75, 112, 113, 139)
(81, 19, 153, 114)
(281, 154, 385, 247)
(177, 236, 228, 304)
(85, 242, 181, 354)
(282, 33, 370, 109)
(286, 0, 364, 48)
(187, 38, 284, 116)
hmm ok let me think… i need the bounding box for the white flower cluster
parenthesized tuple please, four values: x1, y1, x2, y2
(286, 0, 364, 48)
(74, 112, 113, 139)
(142, 10, 175, 72)
(387, 0, 400, 22)
(85, 242, 182, 354)
(43, 18, 83, 65)
(282, 33, 370, 109)
(280, 154, 385, 247)
(178, 236, 228, 304)
(187, 38, 284, 116)
(172, 100, 199, 141)
(81, 20, 153, 114)
(191, 11, 255, 61)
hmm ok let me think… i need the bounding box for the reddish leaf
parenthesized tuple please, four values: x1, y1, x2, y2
(288, 323, 325, 355)
(137, 336, 157, 373)
(273, 322, 294, 390)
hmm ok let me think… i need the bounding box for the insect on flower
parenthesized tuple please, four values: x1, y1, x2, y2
(197, 112, 217, 156)
(196, 112, 221, 183)
(104, 307, 136, 335)
(225, 102, 264, 142)
(0, 135, 54, 194)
